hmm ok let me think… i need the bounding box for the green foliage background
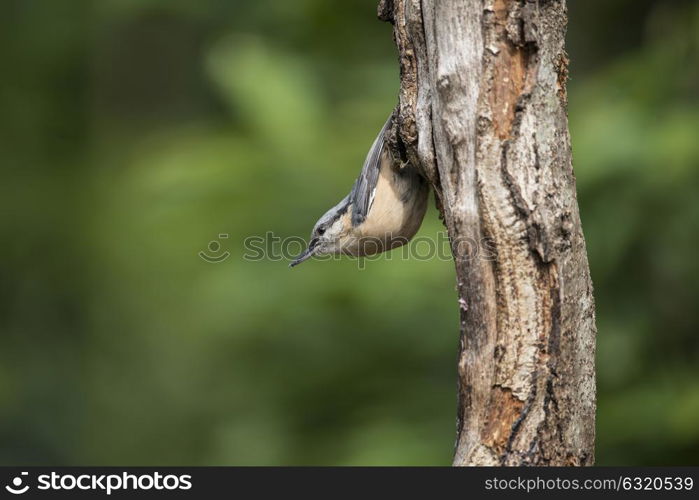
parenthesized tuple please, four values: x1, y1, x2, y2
(1, 0, 698, 465)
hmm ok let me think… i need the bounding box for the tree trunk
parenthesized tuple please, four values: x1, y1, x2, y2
(379, 0, 596, 465)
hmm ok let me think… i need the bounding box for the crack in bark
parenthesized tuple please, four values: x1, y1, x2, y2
(502, 355, 540, 463)
(488, 0, 539, 140)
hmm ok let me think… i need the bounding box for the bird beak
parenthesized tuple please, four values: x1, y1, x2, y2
(289, 239, 318, 268)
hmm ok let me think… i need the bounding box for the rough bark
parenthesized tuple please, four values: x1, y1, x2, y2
(378, 0, 596, 465)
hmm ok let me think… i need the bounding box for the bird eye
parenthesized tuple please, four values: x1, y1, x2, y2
(317, 227, 325, 236)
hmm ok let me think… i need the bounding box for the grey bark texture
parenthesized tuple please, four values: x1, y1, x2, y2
(378, 0, 596, 465)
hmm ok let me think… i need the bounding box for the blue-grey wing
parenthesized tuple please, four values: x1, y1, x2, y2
(350, 115, 392, 226)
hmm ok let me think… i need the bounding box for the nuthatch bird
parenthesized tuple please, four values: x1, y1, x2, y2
(290, 114, 428, 267)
